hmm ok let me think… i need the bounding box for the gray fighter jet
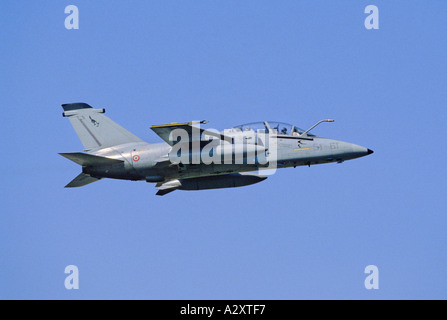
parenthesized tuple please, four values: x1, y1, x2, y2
(60, 103, 373, 195)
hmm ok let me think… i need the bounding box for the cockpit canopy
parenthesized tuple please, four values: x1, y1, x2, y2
(230, 121, 315, 136)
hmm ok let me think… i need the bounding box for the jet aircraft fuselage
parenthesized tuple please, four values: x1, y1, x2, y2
(60, 103, 373, 195)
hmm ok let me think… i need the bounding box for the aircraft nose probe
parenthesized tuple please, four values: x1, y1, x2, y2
(300, 119, 334, 137)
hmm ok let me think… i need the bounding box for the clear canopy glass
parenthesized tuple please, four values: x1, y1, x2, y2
(231, 121, 315, 136)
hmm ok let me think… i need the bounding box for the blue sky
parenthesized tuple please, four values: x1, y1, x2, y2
(1, 1, 446, 299)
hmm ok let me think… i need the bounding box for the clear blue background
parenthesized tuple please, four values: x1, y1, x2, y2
(1, 1, 446, 299)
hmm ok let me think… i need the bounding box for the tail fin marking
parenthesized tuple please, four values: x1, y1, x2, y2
(61, 103, 143, 151)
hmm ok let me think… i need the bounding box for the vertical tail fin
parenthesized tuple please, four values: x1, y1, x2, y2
(61, 103, 143, 151)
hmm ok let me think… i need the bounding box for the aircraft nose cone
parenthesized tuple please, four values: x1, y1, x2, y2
(347, 143, 374, 159)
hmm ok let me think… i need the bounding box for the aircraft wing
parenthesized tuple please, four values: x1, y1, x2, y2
(151, 121, 233, 146)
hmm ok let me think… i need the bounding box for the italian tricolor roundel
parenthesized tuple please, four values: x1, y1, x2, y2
(132, 155, 140, 162)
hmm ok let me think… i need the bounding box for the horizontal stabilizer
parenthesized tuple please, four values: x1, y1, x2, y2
(59, 152, 124, 166)
(156, 188, 177, 196)
(65, 172, 101, 188)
